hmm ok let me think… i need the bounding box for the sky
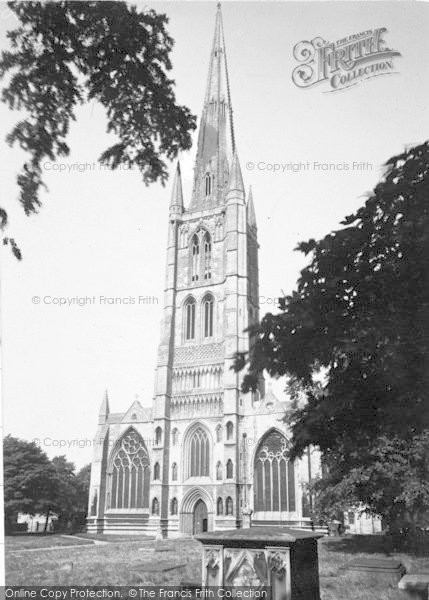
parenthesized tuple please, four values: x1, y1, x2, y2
(1, 1, 428, 468)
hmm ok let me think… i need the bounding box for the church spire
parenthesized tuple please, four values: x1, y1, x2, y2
(247, 186, 257, 229)
(190, 3, 235, 210)
(169, 162, 184, 218)
(98, 390, 110, 424)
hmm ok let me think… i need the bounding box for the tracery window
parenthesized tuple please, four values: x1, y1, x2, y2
(203, 294, 214, 338)
(185, 297, 196, 340)
(253, 430, 296, 512)
(187, 425, 210, 477)
(217, 497, 223, 515)
(109, 430, 150, 509)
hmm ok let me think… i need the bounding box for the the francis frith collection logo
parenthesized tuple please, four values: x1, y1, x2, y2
(292, 28, 401, 92)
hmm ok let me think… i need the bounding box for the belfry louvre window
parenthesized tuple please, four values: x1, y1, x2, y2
(109, 430, 150, 510)
(253, 430, 296, 512)
(187, 425, 210, 477)
(185, 298, 196, 340)
(203, 295, 214, 337)
(192, 235, 200, 282)
(204, 233, 212, 280)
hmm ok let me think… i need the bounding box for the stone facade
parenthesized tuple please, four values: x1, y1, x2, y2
(87, 5, 319, 537)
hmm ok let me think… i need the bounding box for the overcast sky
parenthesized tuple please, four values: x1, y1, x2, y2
(1, 1, 428, 468)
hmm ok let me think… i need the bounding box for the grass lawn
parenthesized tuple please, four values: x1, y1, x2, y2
(5, 533, 429, 599)
(6, 534, 96, 551)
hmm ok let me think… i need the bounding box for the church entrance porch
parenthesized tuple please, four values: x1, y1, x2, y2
(180, 487, 213, 535)
(193, 499, 208, 534)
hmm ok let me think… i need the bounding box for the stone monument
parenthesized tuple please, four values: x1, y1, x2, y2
(196, 526, 323, 600)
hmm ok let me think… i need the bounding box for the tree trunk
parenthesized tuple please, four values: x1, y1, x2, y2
(44, 508, 50, 533)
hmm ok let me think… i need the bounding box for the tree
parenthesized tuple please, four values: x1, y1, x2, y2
(73, 463, 91, 530)
(51, 457, 91, 531)
(3, 435, 59, 532)
(237, 141, 429, 535)
(0, 1, 196, 257)
(51, 455, 77, 530)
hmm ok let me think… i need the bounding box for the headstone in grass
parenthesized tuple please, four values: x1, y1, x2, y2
(153, 541, 177, 553)
(130, 561, 187, 574)
(342, 558, 406, 586)
(398, 574, 429, 600)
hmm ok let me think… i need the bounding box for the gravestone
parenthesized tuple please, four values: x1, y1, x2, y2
(342, 558, 406, 586)
(196, 526, 323, 600)
(398, 574, 429, 599)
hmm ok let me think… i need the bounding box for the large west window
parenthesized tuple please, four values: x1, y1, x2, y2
(186, 425, 210, 478)
(253, 430, 295, 513)
(109, 430, 150, 510)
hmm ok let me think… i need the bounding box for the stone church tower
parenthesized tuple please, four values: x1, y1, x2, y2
(87, 5, 318, 537)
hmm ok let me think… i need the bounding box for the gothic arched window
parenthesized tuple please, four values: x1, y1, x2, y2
(186, 425, 210, 478)
(109, 429, 150, 510)
(171, 497, 178, 515)
(203, 294, 214, 338)
(216, 424, 222, 442)
(184, 297, 196, 340)
(205, 173, 212, 197)
(217, 497, 223, 515)
(152, 497, 159, 515)
(253, 430, 296, 513)
(155, 426, 162, 446)
(226, 459, 233, 479)
(154, 462, 160, 480)
(171, 462, 178, 481)
(226, 496, 233, 516)
(204, 232, 212, 280)
(216, 461, 222, 480)
(172, 428, 178, 445)
(191, 235, 200, 282)
(226, 421, 234, 440)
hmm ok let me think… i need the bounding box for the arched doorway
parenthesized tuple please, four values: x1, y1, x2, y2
(193, 499, 208, 534)
(180, 487, 213, 535)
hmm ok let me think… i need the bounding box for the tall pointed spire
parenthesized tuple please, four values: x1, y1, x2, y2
(99, 390, 110, 423)
(247, 186, 257, 229)
(169, 162, 184, 218)
(190, 3, 235, 210)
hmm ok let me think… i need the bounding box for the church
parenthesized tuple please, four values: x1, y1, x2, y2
(87, 4, 319, 537)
